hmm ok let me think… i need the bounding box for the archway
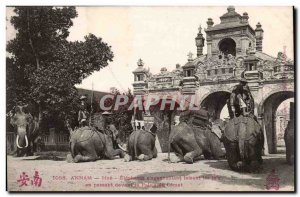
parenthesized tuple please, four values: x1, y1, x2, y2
(261, 91, 294, 154)
(200, 91, 231, 119)
(276, 99, 294, 153)
(219, 38, 236, 56)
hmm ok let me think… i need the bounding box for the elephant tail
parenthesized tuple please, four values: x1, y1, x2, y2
(238, 139, 251, 162)
(133, 131, 139, 160)
(244, 140, 250, 161)
(237, 123, 247, 161)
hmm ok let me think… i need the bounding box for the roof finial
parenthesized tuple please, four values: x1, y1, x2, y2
(198, 24, 202, 33)
(227, 6, 235, 12)
(137, 58, 144, 67)
(187, 52, 193, 61)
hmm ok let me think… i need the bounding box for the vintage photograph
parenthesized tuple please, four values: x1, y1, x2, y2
(6, 6, 295, 192)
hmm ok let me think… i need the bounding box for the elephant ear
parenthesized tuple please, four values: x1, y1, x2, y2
(211, 119, 226, 139)
(224, 119, 238, 142)
(211, 123, 223, 139)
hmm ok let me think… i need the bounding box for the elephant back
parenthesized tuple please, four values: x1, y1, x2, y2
(170, 122, 192, 140)
(224, 116, 261, 142)
(70, 126, 96, 142)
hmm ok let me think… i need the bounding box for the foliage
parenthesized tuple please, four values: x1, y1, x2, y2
(6, 6, 114, 131)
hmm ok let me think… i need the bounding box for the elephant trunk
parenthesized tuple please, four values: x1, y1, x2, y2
(16, 126, 28, 149)
(239, 139, 250, 161)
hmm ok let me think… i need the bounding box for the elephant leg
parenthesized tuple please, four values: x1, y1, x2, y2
(138, 153, 153, 161)
(209, 137, 225, 159)
(184, 149, 202, 164)
(170, 142, 184, 163)
(246, 138, 264, 172)
(74, 144, 98, 163)
(32, 139, 38, 154)
(104, 147, 124, 159)
(228, 161, 247, 172)
(223, 139, 245, 171)
(17, 148, 26, 157)
(153, 147, 158, 158)
(16, 149, 21, 157)
(124, 154, 132, 162)
(171, 142, 183, 156)
(127, 141, 135, 160)
(74, 154, 96, 163)
(179, 134, 203, 164)
(26, 140, 34, 156)
(112, 149, 125, 159)
(171, 154, 184, 163)
(255, 138, 263, 164)
(203, 150, 213, 160)
(137, 144, 154, 161)
(74, 151, 97, 163)
(66, 154, 74, 163)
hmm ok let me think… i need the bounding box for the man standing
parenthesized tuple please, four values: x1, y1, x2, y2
(78, 95, 89, 127)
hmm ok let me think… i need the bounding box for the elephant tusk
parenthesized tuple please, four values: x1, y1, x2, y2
(16, 135, 24, 149)
(118, 144, 127, 152)
(24, 135, 29, 148)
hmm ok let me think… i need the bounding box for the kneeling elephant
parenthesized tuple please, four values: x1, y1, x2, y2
(223, 116, 264, 172)
(68, 126, 125, 163)
(124, 128, 157, 162)
(170, 121, 225, 164)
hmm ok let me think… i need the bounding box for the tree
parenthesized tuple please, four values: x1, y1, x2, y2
(7, 7, 114, 131)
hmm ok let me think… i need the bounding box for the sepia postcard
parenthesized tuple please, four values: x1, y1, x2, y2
(6, 6, 295, 192)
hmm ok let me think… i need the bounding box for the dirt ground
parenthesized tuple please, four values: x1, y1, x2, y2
(7, 153, 294, 192)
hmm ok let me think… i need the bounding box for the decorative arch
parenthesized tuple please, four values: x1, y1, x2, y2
(199, 90, 231, 119)
(218, 38, 237, 56)
(257, 88, 295, 116)
(259, 90, 294, 153)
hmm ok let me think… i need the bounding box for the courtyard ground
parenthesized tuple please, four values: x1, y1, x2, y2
(7, 153, 294, 192)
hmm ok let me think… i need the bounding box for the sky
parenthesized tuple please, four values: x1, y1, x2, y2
(6, 6, 294, 93)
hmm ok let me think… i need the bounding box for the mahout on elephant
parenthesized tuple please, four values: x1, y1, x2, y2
(228, 78, 255, 119)
(169, 110, 225, 164)
(223, 78, 264, 172)
(222, 115, 264, 172)
(9, 104, 40, 157)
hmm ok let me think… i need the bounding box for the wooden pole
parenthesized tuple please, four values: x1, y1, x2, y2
(168, 111, 172, 163)
(89, 82, 94, 127)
